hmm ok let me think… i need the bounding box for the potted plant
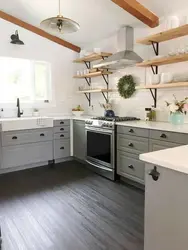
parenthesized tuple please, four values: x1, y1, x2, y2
(166, 95, 188, 125)
(33, 108, 40, 117)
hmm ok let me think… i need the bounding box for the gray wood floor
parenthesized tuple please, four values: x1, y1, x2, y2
(0, 161, 144, 250)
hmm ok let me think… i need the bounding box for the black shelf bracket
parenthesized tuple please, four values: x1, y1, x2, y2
(149, 88, 157, 108)
(84, 93, 91, 106)
(84, 77, 91, 86)
(102, 74, 109, 86)
(150, 65, 158, 75)
(101, 92, 108, 102)
(151, 41, 159, 56)
(84, 61, 91, 69)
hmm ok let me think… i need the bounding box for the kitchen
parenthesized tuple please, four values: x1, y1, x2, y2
(0, 0, 188, 249)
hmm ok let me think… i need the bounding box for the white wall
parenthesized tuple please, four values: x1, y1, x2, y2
(74, 12, 188, 122)
(0, 19, 82, 117)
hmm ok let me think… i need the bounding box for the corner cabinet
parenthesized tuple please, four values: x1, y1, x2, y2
(73, 120, 86, 161)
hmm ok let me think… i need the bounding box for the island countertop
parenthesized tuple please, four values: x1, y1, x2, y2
(140, 145, 188, 175)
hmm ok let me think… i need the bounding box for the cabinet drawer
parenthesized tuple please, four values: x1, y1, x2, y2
(149, 130, 188, 144)
(117, 125, 149, 138)
(149, 139, 181, 152)
(54, 132, 70, 140)
(54, 126, 70, 134)
(117, 134, 149, 155)
(54, 139, 70, 159)
(54, 119, 70, 127)
(2, 141, 53, 169)
(2, 129, 53, 146)
(117, 151, 145, 181)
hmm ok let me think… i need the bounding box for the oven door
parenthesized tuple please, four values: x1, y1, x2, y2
(86, 127, 114, 169)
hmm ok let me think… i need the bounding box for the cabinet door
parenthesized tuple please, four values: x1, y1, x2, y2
(54, 139, 70, 159)
(145, 164, 188, 250)
(2, 141, 53, 169)
(149, 139, 181, 152)
(73, 120, 86, 161)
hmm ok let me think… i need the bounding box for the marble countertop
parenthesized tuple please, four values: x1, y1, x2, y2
(116, 120, 188, 133)
(51, 115, 92, 121)
(140, 145, 188, 175)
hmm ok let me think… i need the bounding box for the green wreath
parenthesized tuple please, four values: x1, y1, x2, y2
(117, 75, 136, 99)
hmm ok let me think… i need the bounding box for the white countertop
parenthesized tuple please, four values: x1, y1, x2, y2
(140, 145, 188, 175)
(116, 120, 188, 133)
(51, 115, 92, 121)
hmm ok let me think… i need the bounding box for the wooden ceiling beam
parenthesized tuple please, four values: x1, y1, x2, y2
(111, 0, 159, 28)
(0, 10, 81, 53)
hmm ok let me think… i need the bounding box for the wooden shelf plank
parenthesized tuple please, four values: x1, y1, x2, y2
(136, 54, 188, 67)
(137, 24, 188, 45)
(73, 53, 112, 63)
(136, 82, 188, 89)
(77, 89, 116, 93)
(73, 71, 113, 79)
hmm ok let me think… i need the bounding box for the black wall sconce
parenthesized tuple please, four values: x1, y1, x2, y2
(10, 30, 24, 45)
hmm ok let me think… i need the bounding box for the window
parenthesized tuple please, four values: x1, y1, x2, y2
(0, 57, 51, 103)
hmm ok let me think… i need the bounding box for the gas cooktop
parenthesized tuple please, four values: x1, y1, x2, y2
(92, 116, 140, 122)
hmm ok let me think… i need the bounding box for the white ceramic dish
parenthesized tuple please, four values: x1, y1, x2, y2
(72, 111, 84, 117)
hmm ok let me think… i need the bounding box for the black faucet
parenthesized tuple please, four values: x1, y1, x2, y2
(16, 98, 23, 117)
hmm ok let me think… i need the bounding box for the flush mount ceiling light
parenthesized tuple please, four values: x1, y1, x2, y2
(40, 0, 80, 34)
(10, 30, 24, 45)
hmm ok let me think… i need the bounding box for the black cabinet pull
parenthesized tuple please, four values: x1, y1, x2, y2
(128, 142, 134, 147)
(160, 133, 167, 139)
(40, 133, 45, 137)
(149, 166, 160, 181)
(60, 134, 64, 137)
(60, 121, 64, 124)
(12, 136, 17, 140)
(129, 129, 134, 133)
(60, 147, 64, 150)
(128, 165, 134, 170)
(60, 128, 64, 131)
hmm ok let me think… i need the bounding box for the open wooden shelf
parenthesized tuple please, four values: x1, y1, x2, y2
(73, 52, 112, 63)
(136, 82, 188, 89)
(77, 88, 116, 93)
(137, 24, 188, 45)
(137, 53, 188, 67)
(73, 71, 112, 79)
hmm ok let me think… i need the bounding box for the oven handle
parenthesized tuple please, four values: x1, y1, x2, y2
(86, 160, 113, 172)
(85, 127, 113, 134)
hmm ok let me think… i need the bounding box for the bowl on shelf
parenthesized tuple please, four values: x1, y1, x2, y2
(72, 111, 84, 117)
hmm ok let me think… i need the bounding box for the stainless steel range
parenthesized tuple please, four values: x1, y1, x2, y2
(85, 116, 140, 180)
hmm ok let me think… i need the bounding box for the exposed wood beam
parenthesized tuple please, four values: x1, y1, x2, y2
(111, 0, 159, 28)
(0, 10, 81, 53)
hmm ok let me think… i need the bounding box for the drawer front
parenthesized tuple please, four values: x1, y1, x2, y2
(54, 132, 70, 140)
(2, 141, 53, 169)
(54, 139, 70, 159)
(117, 151, 145, 181)
(149, 139, 181, 152)
(117, 134, 149, 154)
(149, 130, 188, 144)
(54, 126, 70, 134)
(2, 129, 53, 146)
(54, 119, 70, 127)
(117, 125, 149, 138)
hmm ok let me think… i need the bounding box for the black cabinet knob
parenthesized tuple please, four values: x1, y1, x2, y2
(40, 133, 45, 137)
(60, 134, 64, 137)
(149, 166, 160, 181)
(128, 142, 134, 147)
(129, 129, 134, 133)
(60, 121, 64, 124)
(12, 136, 17, 140)
(128, 165, 134, 170)
(60, 147, 64, 150)
(60, 128, 64, 131)
(160, 133, 167, 139)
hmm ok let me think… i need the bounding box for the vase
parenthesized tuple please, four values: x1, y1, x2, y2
(170, 112, 184, 125)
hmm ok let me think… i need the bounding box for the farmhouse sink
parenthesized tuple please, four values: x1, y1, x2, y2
(0, 117, 53, 131)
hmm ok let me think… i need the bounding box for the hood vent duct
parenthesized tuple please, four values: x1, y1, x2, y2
(94, 26, 143, 70)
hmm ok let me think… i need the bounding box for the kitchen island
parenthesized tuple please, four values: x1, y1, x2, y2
(140, 145, 188, 250)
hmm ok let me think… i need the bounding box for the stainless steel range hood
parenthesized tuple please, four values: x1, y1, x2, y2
(93, 26, 143, 70)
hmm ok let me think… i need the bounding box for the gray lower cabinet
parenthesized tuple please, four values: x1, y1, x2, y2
(53, 119, 70, 161)
(145, 163, 188, 250)
(149, 139, 181, 152)
(2, 141, 53, 169)
(73, 120, 86, 161)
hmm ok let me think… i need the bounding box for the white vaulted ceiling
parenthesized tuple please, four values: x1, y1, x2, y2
(1, 0, 188, 47)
